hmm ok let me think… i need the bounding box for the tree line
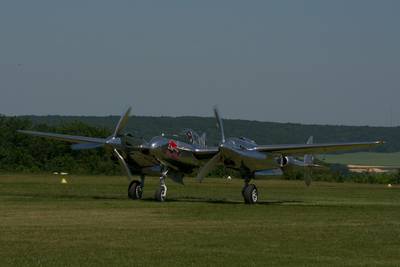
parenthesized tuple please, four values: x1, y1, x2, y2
(0, 116, 119, 175)
(24, 114, 400, 152)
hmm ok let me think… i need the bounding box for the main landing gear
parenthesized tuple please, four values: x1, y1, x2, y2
(127, 171, 169, 202)
(128, 172, 258, 204)
(242, 179, 258, 204)
(128, 175, 145, 200)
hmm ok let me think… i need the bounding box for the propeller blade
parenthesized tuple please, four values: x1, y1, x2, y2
(113, 107, 132, 138)
(196, 107, 227, 182)
(113, 149, 133, 181)
(197, 152, 221, 182)
(213, 106, 225, 144)
(71, 143, 104, 150)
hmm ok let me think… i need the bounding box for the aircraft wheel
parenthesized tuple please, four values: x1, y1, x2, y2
(128, 180, 143, 200)
(243, 184, 258, 204)
(154, 185, 167, 202)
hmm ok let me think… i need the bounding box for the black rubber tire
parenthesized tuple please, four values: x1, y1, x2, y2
(243, 184, 258, 204)
(128, 180, 142, 200)
(154, 185, 167, 202)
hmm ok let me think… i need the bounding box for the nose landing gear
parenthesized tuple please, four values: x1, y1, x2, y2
(154, 169, 168, 202)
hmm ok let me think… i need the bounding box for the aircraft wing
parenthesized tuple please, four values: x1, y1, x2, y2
(252, 141, 384, 155)
(17, 130, 107, 144)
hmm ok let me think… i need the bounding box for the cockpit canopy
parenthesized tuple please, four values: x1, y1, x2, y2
(239, 137, 257, 144)
(227, 137, 258, 150)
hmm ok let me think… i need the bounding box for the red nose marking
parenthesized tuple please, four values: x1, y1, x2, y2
(168, 140, 178, 151)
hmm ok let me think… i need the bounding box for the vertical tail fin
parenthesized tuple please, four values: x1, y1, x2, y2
(199, 132, 207, 148)
(304, 136, 314, 187)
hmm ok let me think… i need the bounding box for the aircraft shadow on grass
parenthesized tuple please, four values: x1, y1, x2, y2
(140, 197, 304, 205)
(6, 192, 304, 205)
(15, 193, 348, 208)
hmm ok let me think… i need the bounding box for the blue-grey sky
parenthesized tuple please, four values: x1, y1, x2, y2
(1, 0, 399, 126)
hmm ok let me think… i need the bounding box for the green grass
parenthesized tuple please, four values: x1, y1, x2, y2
(320, 152, 400, 166)
(1, 174, 400, 266)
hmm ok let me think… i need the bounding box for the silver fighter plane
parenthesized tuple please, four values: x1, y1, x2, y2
(18, 107, 384, 204)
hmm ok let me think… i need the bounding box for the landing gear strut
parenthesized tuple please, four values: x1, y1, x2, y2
(128, 175, 145, 200)
(242, 179, 258, 204)
(155, 169, 168, 202)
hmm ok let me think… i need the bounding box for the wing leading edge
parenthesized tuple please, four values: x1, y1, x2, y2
(17, 130, 107, 145)
(253, 141, 384, 155)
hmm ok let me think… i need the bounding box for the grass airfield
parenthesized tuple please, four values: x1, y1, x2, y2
(1, 174, 400, 267)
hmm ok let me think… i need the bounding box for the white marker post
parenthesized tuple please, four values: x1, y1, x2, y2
(54, 171, 69, 184)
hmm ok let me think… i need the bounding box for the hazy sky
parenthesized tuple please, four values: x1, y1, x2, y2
(1, 0, 399, 126)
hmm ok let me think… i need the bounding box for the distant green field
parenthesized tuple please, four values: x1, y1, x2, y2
(1, 174, 400, 266)
(320, 152, 400, 166)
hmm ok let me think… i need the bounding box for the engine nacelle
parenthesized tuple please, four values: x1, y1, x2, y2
(277, 155, 305, 167)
